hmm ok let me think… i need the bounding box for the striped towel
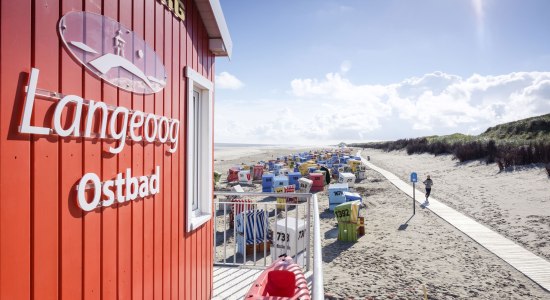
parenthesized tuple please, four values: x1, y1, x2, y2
(236, 210, 267, 244)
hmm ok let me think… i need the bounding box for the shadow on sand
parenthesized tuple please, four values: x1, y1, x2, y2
(322, 239, 355, 263)
(324, 227, 339, 239)
(320, 209, 335, 219)
(398, 214, 415, 231)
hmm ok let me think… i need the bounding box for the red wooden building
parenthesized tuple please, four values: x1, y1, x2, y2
(0, 0, 231, 299)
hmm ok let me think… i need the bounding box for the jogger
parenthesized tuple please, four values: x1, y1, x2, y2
(423, 175, 433, 201)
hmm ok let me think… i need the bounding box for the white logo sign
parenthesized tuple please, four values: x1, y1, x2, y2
(59, 11, 167, 94)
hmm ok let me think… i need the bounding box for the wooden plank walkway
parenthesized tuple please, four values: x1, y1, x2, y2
(358, 153, 550, 292)
(212, 266, 263, 299)
(213, 266, 313, 299)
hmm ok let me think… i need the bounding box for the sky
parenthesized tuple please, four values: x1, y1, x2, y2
(214, 0, 550, 145)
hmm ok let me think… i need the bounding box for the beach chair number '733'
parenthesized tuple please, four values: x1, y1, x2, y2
(276, 230, 306, 242)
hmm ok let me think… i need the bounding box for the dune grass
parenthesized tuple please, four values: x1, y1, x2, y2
(350, 114, 550, 170)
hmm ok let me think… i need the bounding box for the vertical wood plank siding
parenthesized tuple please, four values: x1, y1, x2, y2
(33, 0, 61, 299)
(0, 1, 32, 300)
(82, 2, 103, 300)
(0, 0, 216, 299)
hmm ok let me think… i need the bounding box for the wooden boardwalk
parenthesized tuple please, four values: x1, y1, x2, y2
(212, 266, 313, 299)
(212, 266, 263, 299)
(359, 154, 550, 292)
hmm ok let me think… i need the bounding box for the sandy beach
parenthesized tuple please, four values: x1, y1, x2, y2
(364, 148, 550, 262)
(214, 145, 550, 299)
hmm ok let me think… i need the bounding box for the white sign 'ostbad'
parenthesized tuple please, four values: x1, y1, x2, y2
(77, 166, 160, 211)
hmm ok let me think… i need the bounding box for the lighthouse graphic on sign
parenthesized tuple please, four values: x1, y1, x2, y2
(59, 11, 167, 94)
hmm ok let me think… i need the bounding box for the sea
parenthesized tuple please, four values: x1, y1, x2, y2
(214, 143, 278, 149)
(214, 143, 334, 149)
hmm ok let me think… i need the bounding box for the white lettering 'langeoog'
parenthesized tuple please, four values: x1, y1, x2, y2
(20, 68, 179, 154)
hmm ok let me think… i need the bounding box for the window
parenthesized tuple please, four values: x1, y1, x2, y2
(192, 90, 200, 213)
(185, 67, 213, 232)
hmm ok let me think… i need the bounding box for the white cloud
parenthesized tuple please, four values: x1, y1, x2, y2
(215, 72, 244, 90)
(215, 70, 550, 145)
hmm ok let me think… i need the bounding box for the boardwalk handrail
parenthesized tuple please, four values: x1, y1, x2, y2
(311, 193, 325, 300)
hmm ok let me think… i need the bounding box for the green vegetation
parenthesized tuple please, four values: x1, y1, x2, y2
(350, 113, 550, 170)
(426, 133, 475, 144)
(480, 113, 550, 142)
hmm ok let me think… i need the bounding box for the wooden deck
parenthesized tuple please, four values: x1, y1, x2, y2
(359, 154, 550, 292)
(212, 266, 313, 299)
(212, 266, 263, 299)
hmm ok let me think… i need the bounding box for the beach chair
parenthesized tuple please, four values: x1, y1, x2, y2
(213, 171, 221, 185)
(229, 197, 255, 228)
(334, 201, 361, 242)
(236, 209, 269, 255)
(227, 167, 240, 182)
(238, 170, 252, 184)
(253, 164, 264, 181)
(344, 191, 362, 203)
(285, 185, 297, 204)
(274, 184, 298, 209)
(274, 186, 286, 210)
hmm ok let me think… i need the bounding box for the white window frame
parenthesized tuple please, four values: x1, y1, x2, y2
(185, 67, 214, 232)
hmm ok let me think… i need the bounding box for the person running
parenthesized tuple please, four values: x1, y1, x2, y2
(423, 175, 433, 201)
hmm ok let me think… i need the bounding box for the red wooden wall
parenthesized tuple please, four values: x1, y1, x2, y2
(0, 0, 215, 299)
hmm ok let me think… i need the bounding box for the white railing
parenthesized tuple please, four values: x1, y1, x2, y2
(311, 194, 324, 300)
(213, 191, 324, 300)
